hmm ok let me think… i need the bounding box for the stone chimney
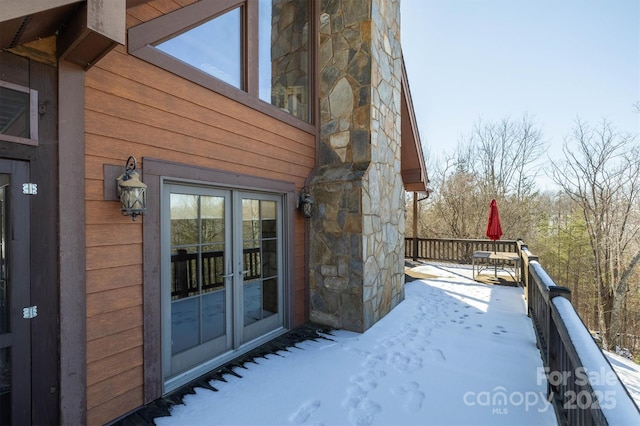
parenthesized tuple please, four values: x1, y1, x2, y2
(309, 0, 404, 332)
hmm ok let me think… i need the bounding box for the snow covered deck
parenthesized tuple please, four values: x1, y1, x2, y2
(154, 262, 559, 425)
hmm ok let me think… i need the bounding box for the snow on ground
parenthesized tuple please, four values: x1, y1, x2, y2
(606, 350, 640, 409)
(155, 263, 561, 425)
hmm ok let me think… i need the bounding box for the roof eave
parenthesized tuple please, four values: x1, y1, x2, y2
(400, 54, 429, 193)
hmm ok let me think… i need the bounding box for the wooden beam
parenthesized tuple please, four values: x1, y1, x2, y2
(58, 0, 125, 69)
(0, 0, 83, 22)
(88, 0, 125, 45)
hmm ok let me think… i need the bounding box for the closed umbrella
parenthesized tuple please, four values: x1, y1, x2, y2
(486, 199, 503, 247)
(486, 199, 503, 277)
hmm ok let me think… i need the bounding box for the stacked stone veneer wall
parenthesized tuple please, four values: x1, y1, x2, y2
(309, 0, 404, 332)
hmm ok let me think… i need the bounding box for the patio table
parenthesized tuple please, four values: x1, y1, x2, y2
(472, 250, 521, 284)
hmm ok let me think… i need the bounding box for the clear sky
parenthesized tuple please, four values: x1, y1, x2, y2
(400, 0, 640, 178)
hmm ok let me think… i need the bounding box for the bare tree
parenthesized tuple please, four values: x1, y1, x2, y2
(424, 157, 485, 238)
(550, 118, 640, 350)
(469, 114, 546, 200)
(420, 115, 546, 241)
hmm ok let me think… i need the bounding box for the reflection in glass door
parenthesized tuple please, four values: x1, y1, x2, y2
(164, 187, 232, 379)
(163, 185, 284, 390)
(240, 196, 282, 343)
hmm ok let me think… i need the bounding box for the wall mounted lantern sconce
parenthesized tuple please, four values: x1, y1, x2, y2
(116, 156, 147, 221)
(298, 186, 314, 218)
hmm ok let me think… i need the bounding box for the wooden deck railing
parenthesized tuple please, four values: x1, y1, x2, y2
(406, 237, 640, 425)
(405, 237, 518, 264)
(171, 247, 261, 299)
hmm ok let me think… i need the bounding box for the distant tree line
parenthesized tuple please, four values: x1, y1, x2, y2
(408, 114, 640, 359)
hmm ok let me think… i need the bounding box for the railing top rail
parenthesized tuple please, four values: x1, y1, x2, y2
(552, 297, 640, 423)
(529, 260, 568, 290)
(406, 237, 519, 244)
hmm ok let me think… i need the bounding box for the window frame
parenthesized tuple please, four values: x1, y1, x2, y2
(0, 80, 39, 146)
(128, 0, 316, 132)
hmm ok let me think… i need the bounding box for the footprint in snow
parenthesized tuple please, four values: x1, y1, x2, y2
(429, 348, 446, 362)
(389, 351, 422, 372)
(289, 399, 321, 424)
(492, 325, 508, 335)
(348, 399, 381, 426)
(362, 352, 387, 369)
(392, 381, 425, 412)
(349, 369, 386, 394)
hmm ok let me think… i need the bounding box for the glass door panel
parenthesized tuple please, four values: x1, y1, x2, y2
(240, 196, 283, 343)
(242, 199, 262, 326)
(165, 187, 231, 379)
(171, 298, 200, 354)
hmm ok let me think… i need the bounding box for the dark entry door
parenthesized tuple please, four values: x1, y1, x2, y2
(0, 159, 31, 425)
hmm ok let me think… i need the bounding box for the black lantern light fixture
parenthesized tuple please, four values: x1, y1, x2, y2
(299, 186, 314, 218)
(116, 156, 147, 221)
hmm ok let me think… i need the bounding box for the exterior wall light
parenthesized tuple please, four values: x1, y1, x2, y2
(116, 156, 147, 221)
(299, 186, 314, 218)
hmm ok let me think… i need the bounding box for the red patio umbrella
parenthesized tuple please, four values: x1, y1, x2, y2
(486, 199, 503, 252)
(486, 199, 503, 278)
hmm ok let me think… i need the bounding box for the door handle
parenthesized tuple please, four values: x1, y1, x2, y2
(222, 270, 251, 278)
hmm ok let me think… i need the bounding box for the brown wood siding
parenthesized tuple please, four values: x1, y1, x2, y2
(87, 366, 143, 413)
(86, 264, 142, 293)
(127, 0, 197, 23)
(85, 32, 315, 426)
(87, 386, 143, 426)
(86, 326, 143, 365)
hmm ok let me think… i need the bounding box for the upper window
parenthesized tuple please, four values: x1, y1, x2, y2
(0, 81, 38, 146)
(129, 0, 312, 124)
(156, 8, 242, 89)
(258, 0, 310, 121)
